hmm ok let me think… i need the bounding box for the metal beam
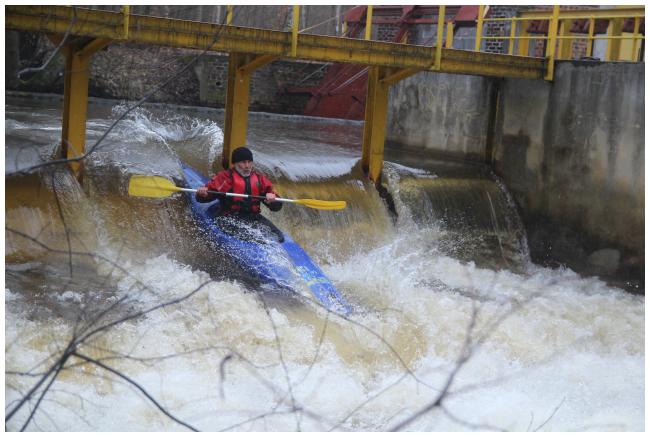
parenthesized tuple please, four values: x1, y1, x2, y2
(517, 23, 531, 56)
(544, 6, 560, 81)
(365, 6, 373, 40)
(291, 5, 299, 57)
(605, 18, 623, 61)
(520, 7, 644, 20)
(632, 17, 641, 61)
(60, 43, 90, 179)
(222, 53, 251, 170)
(508, 18, 517, 55)
(361, 66, 390, 183)
(121, 5, 130, 39)
(446, 21, 454, 48)
(238, 54, 277, 74)
(6, 5, 545, 80)
(380, 67, 420, 86)
(558, 19, 572, 59)
(222, 52, 278, 169)
(76, 37, 112, 59)
(475, 5, 485, 52)
(434, 6, 445, 70)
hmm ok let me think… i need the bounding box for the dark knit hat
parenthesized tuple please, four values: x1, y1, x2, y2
(231, 147, 254, 163)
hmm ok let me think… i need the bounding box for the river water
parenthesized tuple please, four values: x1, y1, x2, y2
(4, 95, 644, 431)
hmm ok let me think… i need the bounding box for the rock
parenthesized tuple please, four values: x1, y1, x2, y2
(587, 248, 621, 275)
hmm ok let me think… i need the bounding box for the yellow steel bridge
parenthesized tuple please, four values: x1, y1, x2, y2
(5, 5, 644, 183)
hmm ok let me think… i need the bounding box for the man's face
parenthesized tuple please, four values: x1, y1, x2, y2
(234, 160, 253, 177)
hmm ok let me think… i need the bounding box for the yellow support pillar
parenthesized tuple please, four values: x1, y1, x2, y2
(631, 17, 641, 61)
(365, 6, 373, 40)
(434, 6, 445, 70)
(222, 53, 276, 169)
(475, 5, 485, 51)
(558, 19, 572, 59)
(291, 5, 300, 57)
(226, 6, 233, 25)
(544, 5, 560, 81)
(508, 17, 516, 55)
(361, 66, 389, 183)
(605, 17, 623, 61)
(121, 5, 130, 39)
(223, 53, 251, 169)
(360, 66, 419, 183)
(517, 21, 530, 56)
(587, 17, 595, 56)
(60, 38, 111, 180)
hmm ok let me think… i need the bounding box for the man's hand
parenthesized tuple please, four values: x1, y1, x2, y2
(265, 192, 277, 203)
(196, 186, 209, 198)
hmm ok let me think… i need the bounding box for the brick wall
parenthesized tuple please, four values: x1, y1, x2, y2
(484, 6, 521, 54)
(9, 33, 331, 115)
(377, 23, 400, 41)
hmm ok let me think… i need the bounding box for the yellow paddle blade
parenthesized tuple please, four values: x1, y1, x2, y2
(128, 175, 182, 198)
(294, 199, 347, 210)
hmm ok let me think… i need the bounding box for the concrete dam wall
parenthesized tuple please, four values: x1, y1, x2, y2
(387, 61, 644, 290)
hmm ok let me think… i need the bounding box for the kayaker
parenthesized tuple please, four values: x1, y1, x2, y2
(195, 146, 283, 216)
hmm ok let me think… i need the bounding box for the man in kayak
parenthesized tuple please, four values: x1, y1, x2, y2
(195, 146, 284, 241)
(195, 146, 282, 214)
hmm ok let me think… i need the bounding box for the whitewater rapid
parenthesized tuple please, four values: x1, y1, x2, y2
(4, 96, 644, 431)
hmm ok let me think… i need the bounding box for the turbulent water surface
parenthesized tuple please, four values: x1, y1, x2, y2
(5, 95, 644, 431)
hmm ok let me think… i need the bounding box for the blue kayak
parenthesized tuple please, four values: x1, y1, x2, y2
(181, 164, 352, 315)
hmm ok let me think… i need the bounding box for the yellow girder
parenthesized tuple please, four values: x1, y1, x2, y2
(519, 7, 644, 20)
(6, 5, 555, 184)
(6, 5, 545, 80)
(362, 66, 390, 183)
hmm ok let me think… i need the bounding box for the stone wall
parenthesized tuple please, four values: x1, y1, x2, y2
(193, 55, 329, 113)
(5, 32, 329, 114)
(386, 61, 644, 290)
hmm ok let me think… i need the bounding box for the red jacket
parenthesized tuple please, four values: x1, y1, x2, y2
(197, 168, 282, 215)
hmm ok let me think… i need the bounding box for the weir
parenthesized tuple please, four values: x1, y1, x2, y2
(6, 5, 643, 186)
(6, 4, 546, 184)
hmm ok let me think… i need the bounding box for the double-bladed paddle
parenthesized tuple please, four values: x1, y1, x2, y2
(128, 175, 347, 210)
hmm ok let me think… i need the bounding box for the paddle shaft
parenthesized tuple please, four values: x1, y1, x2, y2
(179, 187, 296, 204)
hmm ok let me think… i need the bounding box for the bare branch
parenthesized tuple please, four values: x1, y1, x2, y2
(71, 351, 199, 432)
(19, 357, 67, 431)
(17, 9, 77, 79)
(389, 304, 480, 431)
(218, 354, 233, 400)
(440, 404, 506, 431)
(259, 296, 300, 431)
(534, 396, 566, 431)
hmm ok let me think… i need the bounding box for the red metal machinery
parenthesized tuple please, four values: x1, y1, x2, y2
(285, 5, 477, 120)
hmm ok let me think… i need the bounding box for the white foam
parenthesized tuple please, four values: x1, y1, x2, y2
(256, 150, 359, 181)
(5, 102, 644, 432)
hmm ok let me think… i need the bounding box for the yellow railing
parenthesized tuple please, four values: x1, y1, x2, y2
(470, 6, 644, 79)
(337, 5, 643, 81)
